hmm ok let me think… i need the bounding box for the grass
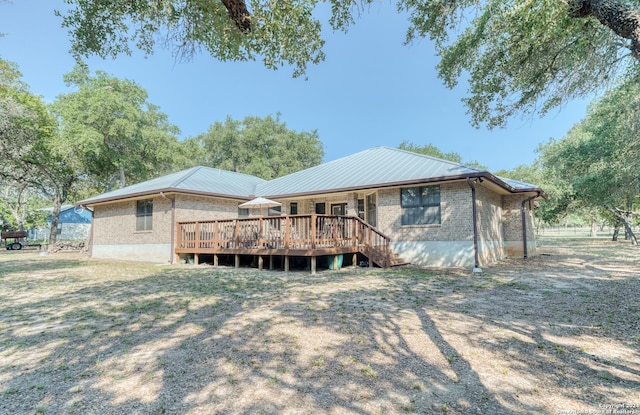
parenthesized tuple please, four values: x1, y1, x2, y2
(1, 241, 639, 414)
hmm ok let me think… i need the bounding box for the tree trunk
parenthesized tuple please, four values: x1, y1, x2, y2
(612, 219, 620, 241)
(569, 0, 640, 59)
(608, 206, 638, 245)
(49, 193, 62, 247)
(590, 214, 597, 238)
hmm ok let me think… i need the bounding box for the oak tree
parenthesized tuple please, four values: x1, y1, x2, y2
(59, 1, 640, 125)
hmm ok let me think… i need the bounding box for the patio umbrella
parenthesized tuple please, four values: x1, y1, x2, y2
(238, 197, 281, 216)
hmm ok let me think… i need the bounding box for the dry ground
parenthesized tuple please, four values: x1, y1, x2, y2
(0, 239, 639, 415)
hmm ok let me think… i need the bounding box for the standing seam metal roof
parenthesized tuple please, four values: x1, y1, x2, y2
(255, 146, 484, 197)
(78, 166, 266, 205)
(79, 147, 543, 205)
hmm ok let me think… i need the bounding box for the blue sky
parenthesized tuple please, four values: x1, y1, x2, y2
(0, 0, 591, 172)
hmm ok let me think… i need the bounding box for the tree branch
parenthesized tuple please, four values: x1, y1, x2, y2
(219, 0, 252, 33)
(569, 0, 640, 59)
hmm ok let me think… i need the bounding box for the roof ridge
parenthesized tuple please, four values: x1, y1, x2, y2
(388, 146, 485, 172)
(169, 166, 203, 188)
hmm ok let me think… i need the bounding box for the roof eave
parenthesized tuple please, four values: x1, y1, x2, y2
(76, 188, 253, 207)
(261, 172, 547, 199)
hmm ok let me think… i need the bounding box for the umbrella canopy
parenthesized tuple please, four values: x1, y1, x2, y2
(238, 197, 281, 209)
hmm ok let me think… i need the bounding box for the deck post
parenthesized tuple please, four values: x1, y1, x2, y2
(235, 254, 240, 268)
(311, 214, 317, 249)
(175, 222, 181, 264)
(195, 222, 201, 250)
(284, 216, 291, 249)
(352, 253, 357, 267)
(311, 256, 316, 274)
(284, 256, 290, 272)
(269, 255, 274, 270)
(194, 253, 199, 265)
(234, 220, 240, 248)
(214, 254, 218, 267)
(333, 255, 338, 270)
(258, 255, 263, 270)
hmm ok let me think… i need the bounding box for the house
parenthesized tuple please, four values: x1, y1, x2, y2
(77, 147, 546, 271)
(29, 205, 93, 242)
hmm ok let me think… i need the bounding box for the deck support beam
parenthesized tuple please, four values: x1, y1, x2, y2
(284, 256, 289, 272)
(235, 254, 240, 268)
(258, 255, 263, 270)
(311, 256, 316, 274)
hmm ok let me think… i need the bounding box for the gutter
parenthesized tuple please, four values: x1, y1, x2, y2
(521, 192, 541, 259)
(466, 177, 482, 273)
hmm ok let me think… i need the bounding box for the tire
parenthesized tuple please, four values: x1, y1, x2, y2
(10, 242, 22, 250)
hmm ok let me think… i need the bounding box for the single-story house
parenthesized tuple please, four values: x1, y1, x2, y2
(77, 147, 546, 271)
(29, 205, 93, 242)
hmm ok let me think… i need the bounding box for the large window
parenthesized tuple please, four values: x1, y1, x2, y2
(401, 185, 441, 225)
(136, 199, 153, 231)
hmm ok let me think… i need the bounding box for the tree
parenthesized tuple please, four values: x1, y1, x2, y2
(0, 57, 73, 246)
(538, 77, 640, 244)
(185, 114, 324, 179)
(51, 65, 182, 193)
(59, 1, 640, 126)
(398, 140, 488, 170)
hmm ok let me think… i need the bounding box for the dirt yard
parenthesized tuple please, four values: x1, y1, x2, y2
(0, 239, 639, 415)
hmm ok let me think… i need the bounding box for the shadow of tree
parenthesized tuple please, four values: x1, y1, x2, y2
(0, 240, 639, 414)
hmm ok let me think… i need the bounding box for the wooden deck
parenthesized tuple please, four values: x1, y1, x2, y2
(175, 214, 394, 272)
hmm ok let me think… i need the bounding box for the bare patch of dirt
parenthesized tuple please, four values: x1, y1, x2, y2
(0, 239, 639, 414)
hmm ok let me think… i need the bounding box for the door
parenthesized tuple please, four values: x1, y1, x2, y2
(366, 193, 377, 227)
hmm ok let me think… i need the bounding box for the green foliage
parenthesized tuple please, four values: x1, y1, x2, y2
(398, 140, 487, 170)
(57, 1, 640, 126)
(51, 65, 181, 192)
(402, 0, 635, 128)
(538, 77, 640, 235)
(58, 0, 327, 78)
(187, 113, 324, 179)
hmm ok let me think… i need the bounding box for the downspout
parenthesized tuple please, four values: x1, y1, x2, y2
(466, 178, 482, 273)
(521, 192, 541, 259)
(160, 192, 176, 264)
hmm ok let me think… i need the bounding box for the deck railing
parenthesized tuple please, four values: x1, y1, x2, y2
(176, 214, 391, 267)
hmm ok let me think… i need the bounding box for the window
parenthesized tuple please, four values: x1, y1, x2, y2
(289, 202, 298, 215)
(238, 206, 249, 217)
(268, 206, 282, 216)
(357, 199, 365, 220)
(315, 203, 326, 214)
(136, 199, 153, 231)
(401, 185, 441, 225)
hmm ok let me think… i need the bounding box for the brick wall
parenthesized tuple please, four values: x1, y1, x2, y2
(476, 184, 504, 264)
(174, 195, 241, 222)
(93, 196, 173, 246)
(377, 182, 474, 242)
(502, 194, 537, 257)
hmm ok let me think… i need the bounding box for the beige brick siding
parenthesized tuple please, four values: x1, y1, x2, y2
(377, 182, 474, 242)
(174, 195, 242, 222)
(90, 183, 538, 266)
(476, 185, 504, 264)
(93, 196, 173, 246)
(502, 194, 537, 257)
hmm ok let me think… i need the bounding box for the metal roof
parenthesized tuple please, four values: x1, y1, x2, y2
(78, 166, 266, 205)
(255, 146, 484, 197)
(78, 147, 545, 206)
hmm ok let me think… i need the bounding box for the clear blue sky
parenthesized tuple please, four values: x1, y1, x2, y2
(0, 0, 590, 172)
